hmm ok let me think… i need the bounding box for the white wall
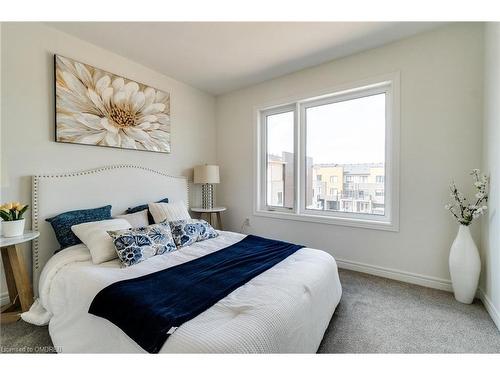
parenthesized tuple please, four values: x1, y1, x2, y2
(0, 22, 3, 199)
(481, 22, 500, 328)
(216, 23, 484, 287)
(0, 23, 216, 299)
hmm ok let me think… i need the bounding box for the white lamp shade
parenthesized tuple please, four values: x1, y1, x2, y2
(194, 165, 220, 184)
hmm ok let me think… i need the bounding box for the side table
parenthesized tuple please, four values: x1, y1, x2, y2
(0, 230, 39, 324)
(190, 207, 227, 230)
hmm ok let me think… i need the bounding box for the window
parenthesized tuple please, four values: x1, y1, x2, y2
(257, 74, 399, 231)
(305, 91, 386, 217)
(262, 107, 295, 210)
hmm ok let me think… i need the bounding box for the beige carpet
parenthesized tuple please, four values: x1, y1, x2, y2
(318, 269, 500, 353)
(1, 269, 499, 353)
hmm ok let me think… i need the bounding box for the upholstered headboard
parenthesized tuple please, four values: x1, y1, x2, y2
(31, 165, 189, 296)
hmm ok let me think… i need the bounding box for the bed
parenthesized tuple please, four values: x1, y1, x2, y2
(24, 165, 342, 353)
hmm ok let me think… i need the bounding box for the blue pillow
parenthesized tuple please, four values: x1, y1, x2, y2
(126, 197, 169, 224)
(46, 205, 112, 251)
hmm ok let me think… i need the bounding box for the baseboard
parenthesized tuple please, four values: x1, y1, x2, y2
(335, 258, 453, 292)
(477, 288, 500, 331)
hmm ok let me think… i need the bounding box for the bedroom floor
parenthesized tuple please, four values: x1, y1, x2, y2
(1, 269, 499, 353)
(318, 269, 500, 353)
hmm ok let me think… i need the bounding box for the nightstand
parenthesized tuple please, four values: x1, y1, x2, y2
(0, 230, 39, 324)
(190, 207, 227, 230)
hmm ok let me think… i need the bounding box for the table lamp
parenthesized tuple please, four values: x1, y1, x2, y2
(193, 165, 220, 209)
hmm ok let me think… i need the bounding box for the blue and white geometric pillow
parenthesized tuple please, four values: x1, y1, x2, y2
(168, 219, 218, 248)
(107, 223, 177, 267)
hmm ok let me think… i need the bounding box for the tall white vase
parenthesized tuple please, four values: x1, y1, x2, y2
(449, 225, 481, 304)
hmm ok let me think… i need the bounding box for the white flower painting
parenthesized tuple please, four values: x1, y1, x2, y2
(55, 55, 171, 153)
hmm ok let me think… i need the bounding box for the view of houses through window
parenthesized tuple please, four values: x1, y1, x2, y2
(308, 162, 385, 215)
(267, 152, 385, 216)
(266, 92, 386, 216)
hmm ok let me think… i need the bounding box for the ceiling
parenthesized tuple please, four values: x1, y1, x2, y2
(48, 22, 445, 95)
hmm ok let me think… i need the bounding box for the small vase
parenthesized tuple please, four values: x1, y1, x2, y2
(1, 219, 26, 237)
(449, 225, 481, 304)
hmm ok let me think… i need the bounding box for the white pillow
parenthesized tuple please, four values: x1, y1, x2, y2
(71, 219, 131, 264)
(148, 201, 190, 224)
(115, 209, 149, 228)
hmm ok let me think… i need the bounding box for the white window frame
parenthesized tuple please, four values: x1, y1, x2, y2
(258, 104, 298, 213)
(254, 72, 400, 232)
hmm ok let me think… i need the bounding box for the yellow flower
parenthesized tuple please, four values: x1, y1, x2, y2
(0, 202, 27, 211)
(13, 202, 24, 211)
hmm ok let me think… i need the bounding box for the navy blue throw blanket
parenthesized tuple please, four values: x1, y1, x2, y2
(89, 235, 304, 353)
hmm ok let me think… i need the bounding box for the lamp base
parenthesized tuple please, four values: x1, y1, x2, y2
(201, 184, 214, 209)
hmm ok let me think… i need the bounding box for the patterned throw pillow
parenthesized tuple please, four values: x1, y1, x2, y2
(168, 219, 218, 248)
(107, 223, 177, 267)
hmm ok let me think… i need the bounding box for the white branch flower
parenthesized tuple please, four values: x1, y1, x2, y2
(446, 169, 489, 226)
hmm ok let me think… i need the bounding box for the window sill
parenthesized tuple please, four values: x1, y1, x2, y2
(253, 209, 399, 232)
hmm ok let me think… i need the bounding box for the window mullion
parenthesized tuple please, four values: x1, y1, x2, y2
(294, 102, 301, 215)
(298, 102, 306, 216)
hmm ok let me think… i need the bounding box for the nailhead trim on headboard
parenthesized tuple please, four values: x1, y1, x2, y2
(32, 174, 40, 271)
(31, 165, 189, 278)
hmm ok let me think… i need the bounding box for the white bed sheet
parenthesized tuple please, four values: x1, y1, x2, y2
(24, 231, 342, 353)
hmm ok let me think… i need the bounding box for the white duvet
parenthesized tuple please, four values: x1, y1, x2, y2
(23, 231, 342, 353)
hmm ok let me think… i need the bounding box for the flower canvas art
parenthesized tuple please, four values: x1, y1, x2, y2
(55, 55, 171, 153)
